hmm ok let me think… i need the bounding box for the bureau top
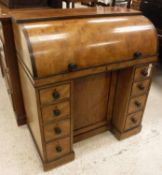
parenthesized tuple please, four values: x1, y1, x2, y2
(12, 8, 158, 79)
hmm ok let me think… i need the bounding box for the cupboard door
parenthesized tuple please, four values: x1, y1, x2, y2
(73, 73, 111, 132)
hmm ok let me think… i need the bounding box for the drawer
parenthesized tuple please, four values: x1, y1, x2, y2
(44, 119, 70, 142)
(128, 95, 147, 114)
(42, 101, 70, 124)
(134, 64, 152, 82)
(46, 137, 71, 162)
(131, 79, 150, 97)
(40, 84, 70, 105)
(124, 111, 143, 131)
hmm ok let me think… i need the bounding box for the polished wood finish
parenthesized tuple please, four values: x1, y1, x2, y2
(0, 4, 142, 127)
(42, 101, 70, 124)
(44, 119, 70, 142)
(112, 67, 135, 132)
(12, 8, 158, 171)
(15, 15, 157, 78)
(39, 84, 70, 106)
(46, 137, 71, 161)
(111, 125, 142, 140)
(134, 64, 153, 81)
(128, 94, 147, 114)
(73, 73, 110, 131)
(43, 152, 74, 171)
(12, 7, 141, 22)
(131, 79, 150, 97)
(124, 111, 143, 131)
(0, 3, 69, 126)
(18, 62, 44, 160)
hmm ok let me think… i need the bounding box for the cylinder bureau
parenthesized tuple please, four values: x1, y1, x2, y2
(12, 8, 158, 171)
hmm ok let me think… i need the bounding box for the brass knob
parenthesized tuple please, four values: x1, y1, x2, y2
(134, 101, 141, 108)
(54, 127, 62, 135)
(68, 63, 77, 72)
(52, 90, 60, 100)
(134, 51, 142, 59)
(53, 109, 61, 117)
(138, 84, 145, 90)
(56, 146, 62, 153)
(131, 117, 137, 124)
(141, 68, 148, 77)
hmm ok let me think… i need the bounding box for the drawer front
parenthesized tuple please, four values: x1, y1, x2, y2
(40, 84, 70, 105)
(128, 95, 147, 114)
(46, 137, 71, 161)
(42, 101, 70, 124)
(131, 79, 150, 97)
(44, 119, 70, 142)
(125, 111, 143, 131)
(134, 64, 152, 82)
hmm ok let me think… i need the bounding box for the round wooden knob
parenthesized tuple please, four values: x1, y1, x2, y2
(52, 91, 60, 100)
(131, 117, 137, 124)
(54, 127, 62, 135)
(134, 51, 142, 59)
(56, 146, 62, 153)
(134, 101, 141, 107)
(68, 63, 77, 72)
(138, 84, 145, 90)
(141, 69, 148, 77)
(53, 109, 61, 117)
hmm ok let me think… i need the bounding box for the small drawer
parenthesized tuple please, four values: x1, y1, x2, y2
(134, 64, 152, 82)
(128, 95, 147, 114)
(42, 101, 70, 123)
(131, 79, 150, 97)
(44, 119, 70, 142)
(40, 84, 70, 105)
(124, 111, 143, 131)
(46, 137, 71, 162)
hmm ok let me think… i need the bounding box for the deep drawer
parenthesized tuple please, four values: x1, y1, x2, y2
(46, 137, 71, 162)
(125, 111, 143, 131)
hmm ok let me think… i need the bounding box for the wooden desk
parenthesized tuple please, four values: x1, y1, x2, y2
(0, 5, 141, 126)
(12, 7, 157, 170)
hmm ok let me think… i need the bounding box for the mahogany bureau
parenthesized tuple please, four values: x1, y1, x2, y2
(11, 8, 157, 170)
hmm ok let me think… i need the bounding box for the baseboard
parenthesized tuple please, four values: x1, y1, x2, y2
(111, 125, 142, 140)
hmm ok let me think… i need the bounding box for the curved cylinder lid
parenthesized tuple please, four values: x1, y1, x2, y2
(14, 13, 158, 78)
